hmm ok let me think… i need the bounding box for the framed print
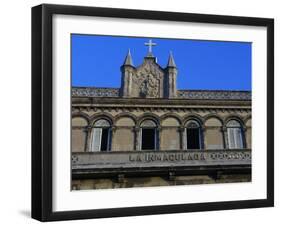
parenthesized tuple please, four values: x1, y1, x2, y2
(31, 4, 274, 221)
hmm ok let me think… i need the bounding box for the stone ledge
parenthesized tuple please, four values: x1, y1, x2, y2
(72, 149, 251, 170)
(72, 87, 251, 100)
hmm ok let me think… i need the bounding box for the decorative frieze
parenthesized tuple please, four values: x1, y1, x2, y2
(177, 90, 251, 100)
(72, 105, 251, 115)
(72, 87, 251, 100)
(72, 87, 120, 97)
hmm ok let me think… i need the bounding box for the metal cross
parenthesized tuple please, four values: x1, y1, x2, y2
(145, 39, 157, 53)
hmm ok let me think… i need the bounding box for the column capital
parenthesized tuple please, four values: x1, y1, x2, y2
(111, 126, 117, 133)
(201, 125, 206, 132)
(178, 127, 185, 132)
(86, 126, 92, 131)
(133, 126, 140, 132)
(156, 126, 162, 132)
(221, 126, 227, 132)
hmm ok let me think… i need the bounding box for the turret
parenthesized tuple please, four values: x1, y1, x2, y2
(122, 49, 134, 66)
(165, 51, 178, 98)
(120, 49, 135, 97)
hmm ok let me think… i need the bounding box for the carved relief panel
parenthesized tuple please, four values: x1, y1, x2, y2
(131, 60, 164, 98)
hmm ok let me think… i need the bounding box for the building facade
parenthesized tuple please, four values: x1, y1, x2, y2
(71, 42, 252, 190)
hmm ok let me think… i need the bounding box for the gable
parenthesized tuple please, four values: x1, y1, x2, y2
(130, 59, 164, 98)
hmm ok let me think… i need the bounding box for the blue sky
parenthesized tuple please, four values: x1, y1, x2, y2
(71, 34, 251, 91)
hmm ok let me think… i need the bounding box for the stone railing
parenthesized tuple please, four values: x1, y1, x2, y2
(72, 87, 119, 97)
(72, 87, 251, 100)
(72, 149, 251, 170)
(177, 90, 251, 100)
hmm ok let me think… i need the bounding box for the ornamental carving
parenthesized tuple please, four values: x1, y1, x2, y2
(177, 90, 251, 100)
(72, 87, 119, 97)
(133, 61, 162, 98)
(139, 73, 159, 98)
(72, 87, 251, 100)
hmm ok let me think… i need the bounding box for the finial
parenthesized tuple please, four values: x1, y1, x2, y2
(145, 39, 157, 56)
(123, 49, 134, 66)
(167, 51, 176, 68)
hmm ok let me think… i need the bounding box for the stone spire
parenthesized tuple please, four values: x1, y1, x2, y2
(167, 51, 176, 68)
(165, 51, 178, 98)
(123, 49, 134, 66)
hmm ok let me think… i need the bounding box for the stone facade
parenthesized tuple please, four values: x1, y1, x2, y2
(71, 42, 252, 190)
(71, 98, 251, 152)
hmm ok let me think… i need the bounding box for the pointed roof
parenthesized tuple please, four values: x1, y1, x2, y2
(123, 49, 134, 66)
(167, 51, 176, 68)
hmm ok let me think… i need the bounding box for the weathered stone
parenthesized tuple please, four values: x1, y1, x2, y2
(71, 45, 252, 189)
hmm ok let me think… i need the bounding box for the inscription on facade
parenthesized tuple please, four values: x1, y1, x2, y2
(72, 150, 251, 170)
(129, 153, 206, 162)
(128, 152, 251, 163)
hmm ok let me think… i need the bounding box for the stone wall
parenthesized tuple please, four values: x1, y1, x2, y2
(204, 117, 224, 149)
(71, 104, 251, 152)
(72, 174, 251, 190)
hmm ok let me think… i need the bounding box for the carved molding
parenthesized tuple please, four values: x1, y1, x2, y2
(133, 61, 163, 98)
(72, 87, 119, 97)
(72, 87, 251, 100)
(178, 90, 251, 100)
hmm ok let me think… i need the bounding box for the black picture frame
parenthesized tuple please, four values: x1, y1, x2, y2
(32, 3, 274, 222)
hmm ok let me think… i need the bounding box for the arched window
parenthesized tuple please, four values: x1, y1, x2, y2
(140, 119, 157, 150)
(90, 119, 111, 152)
(226, 120, 244, 149)
(185, 120, 202, 149)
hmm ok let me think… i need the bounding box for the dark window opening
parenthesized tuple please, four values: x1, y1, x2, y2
(100, 128, 109, 151)
(141, 128, 155, 150)
(186, 128, 200, 149)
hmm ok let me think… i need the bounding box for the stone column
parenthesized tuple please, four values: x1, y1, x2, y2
(242, 126, 247, 149)
(245, 126, 252, 149)
(134, 127, 141, 151)
(178, 127, 185, 150)
(85, 126, 93, 152)
(222, 126, 227, 149)
(181, 127, 187, 150)
(156, 126, 162, 150)
(201, 125, 206, 150)
(110, 126, 117, 151)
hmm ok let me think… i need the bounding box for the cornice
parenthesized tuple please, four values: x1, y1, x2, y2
(72, 87, 252, 101)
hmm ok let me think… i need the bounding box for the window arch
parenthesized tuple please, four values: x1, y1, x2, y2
(90, 119, 112, 152)
(140, 119, 158, 150)
(185, 120, 203, 149)
(226, 120, 244, 149)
